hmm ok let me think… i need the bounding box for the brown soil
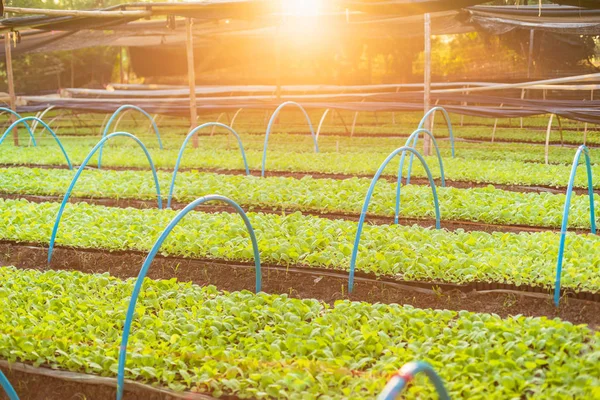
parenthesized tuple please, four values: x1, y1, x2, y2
(0, 192, 584, 235)
(0, 242, 598, 329)
(0, 363, 218, 400)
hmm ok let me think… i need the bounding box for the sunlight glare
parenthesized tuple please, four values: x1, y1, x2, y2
(282, 0, 321, 17)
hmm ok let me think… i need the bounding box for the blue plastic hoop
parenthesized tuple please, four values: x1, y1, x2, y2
(395, 128, 445, 224)
(377, 361, 450, 400)
(261, 101, 319, 177)
(0, 107, 34, 141)
(47, 132, 162, 263)
(167, 122, 250, 208)
(0, 117, 73, 170)
(553, 145, 596, 306)
(0, 370, 19, 400)
(98, 105, 163, 169)
(115, 195, 261, 400)
(405, 107, 455, 185)
(348, 146, 440, 293)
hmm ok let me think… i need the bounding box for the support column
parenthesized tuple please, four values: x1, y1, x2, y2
(186, 18, 198, 147)
(4, 31, 18, 146)
(423, 13, 431, 156)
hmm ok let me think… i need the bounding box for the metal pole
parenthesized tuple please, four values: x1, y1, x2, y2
(185, 18, 198, 148)
(4, 31, 18, 146)
(423, 13, 432, 156)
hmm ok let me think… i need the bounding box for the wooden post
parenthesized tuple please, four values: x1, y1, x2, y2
(275, 23, 282, 100)
(527, 29, 534, 79)
(423, 13, 432, 156)
(185, 18, 198, 148)
(70, 50, 75, 87)
(120, 47, 124, 85)
(4, 31, 18, 146)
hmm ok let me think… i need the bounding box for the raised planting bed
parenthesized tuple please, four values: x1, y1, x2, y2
(0, 146, 599, 190)
(1, 267, 598, 399)
(0, 168, 596, 231)
(2, 244, 599, 327)
(0, 198, 598, 296)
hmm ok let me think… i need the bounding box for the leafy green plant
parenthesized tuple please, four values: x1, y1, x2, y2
(0, 198, 598, 293)
(0, 267, 598, 399)
(0, 167, 596, 229)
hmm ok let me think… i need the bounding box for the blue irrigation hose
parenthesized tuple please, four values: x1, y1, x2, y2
(0, 370, 19, 400)
(0, 107, 34, 143)
(554, 145, 596, 306)
(395, 128, 445, 224)
(348, 146, 440, 293)
(48, 132, 162, 263)
(167, 122, 250, 208)
(98, 105, 163, 169)
(406, 107, 455, 185)
(261, 101, 319, 177)
(115, 195, 261, 400)
(0, 117, 73, 170)
(377, 361, 450, 400)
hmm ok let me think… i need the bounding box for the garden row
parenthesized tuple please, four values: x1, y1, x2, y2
(0, 167, 595, 231)
(1, 198, 598, 294)
(2, 267, 598, 399)
(0, 145, 597, 190)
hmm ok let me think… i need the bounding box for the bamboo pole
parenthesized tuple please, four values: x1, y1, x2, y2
(4, 7, 151, 18)
(423, 13, 432, 156)
(185, 18, 198, 148)
(4, 31, 18, 146)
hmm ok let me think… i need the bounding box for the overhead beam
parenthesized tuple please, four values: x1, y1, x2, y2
(4, 6, 151, 18)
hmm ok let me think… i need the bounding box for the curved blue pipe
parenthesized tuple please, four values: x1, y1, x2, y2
(554, 145, 596, 306)
(0, 117, 73, 170)
(348, 146, 440, 293)
(98, 105, 163, 169)
(0, 107, 34, 142)
(261, 101, 319, 177)
(167, 122, 250, 208)
(377, 361, 450, 400)
(0, 370, 19, 400)
(405, 107, 455, 185)
(48, 132, 162, 263)
(395, 128, 445, 224)
(115, 195, 261, 400)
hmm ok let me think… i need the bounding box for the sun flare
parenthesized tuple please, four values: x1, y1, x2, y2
(282, 0, 321, 17)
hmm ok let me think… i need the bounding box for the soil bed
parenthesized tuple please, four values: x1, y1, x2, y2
(0, 192, 586, 235)
(0, 361, 220, 400)
(0, 241, 598, 329)
(0, 163, 592, 195)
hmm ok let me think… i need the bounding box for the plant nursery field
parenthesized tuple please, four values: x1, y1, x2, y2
(0, 108, 599, 399)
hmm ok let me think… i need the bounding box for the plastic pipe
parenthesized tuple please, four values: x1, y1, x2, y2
(0, 117, 73, 170)
(405, 107, 455, 185)
(395, 128, 445, 224)
(0, 108, 35, 145)
(261, 101, 319, 177)
(98, 105, 164, 169)
(167, 122, 250, 208)
(115, 195, 261, 400)
(348, 146, 440, 293)
(377, 361, 450, 400)
(554, 145, 596, 306)
(0, 370, 19, 400)
(48, 132, 162, 263)
(30, 105, 56, 137)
